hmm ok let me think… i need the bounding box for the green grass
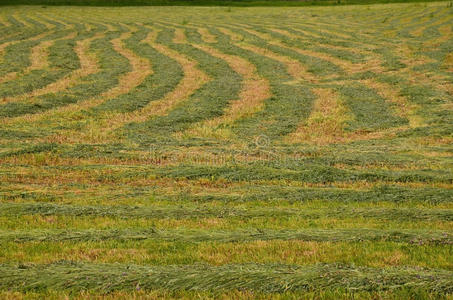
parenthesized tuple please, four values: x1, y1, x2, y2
(0, 2, 452, 298)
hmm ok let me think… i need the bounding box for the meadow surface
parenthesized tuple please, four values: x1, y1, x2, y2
(0, 2, 452, 299)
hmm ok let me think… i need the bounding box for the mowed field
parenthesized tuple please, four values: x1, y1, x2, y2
(0, 2, 452, 299)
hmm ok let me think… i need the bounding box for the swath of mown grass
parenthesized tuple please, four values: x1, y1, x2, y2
(69, 25, 195, 144)
(286, 88, 350, 144)
(56, 25, 158, 143)
(251, 25, 370, 68)
(0, 262, 452, 294)
(16, 30, 102, 103)
(215, 26, 317, 85)
(333, 82, 408, 132)
(0, 31, 52, 76)
(2, 227, 452, 244)
(1, 159, 451, 189)
(1, 202, 451, 221)
(0, 37, 52, 84)
(2, 179, 452, 208)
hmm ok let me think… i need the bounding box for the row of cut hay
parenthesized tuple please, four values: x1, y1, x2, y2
(1, 228, 451, 245)
(1, 262, 452, 294)
(1, 202, 452, 221)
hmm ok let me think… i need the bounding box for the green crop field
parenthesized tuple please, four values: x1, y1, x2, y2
(0, 2, 452, 299)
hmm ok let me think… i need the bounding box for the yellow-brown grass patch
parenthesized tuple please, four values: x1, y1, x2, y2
(444, 52, 453, 72)
(286, 88, 351, 145)
(198, 27, 217, 43)
(173, 27, 187, 44)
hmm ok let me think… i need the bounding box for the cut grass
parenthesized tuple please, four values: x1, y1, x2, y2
(1, 202, 452, 222)
(0, 3, 452, 298)
(1, 262, 452, 294)
(2, 228, 452, 245)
